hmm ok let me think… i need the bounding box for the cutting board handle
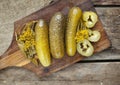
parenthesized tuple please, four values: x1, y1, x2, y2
(0, 49, 30, 70)
(0, 34, 30, 70)
(0, 40, 15, 70)
(0, 56, 10, 70)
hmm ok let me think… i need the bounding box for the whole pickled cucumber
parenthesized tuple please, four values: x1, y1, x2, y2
(66, 7, 82, 56)
(35, 19, 51, 67)
(49, 12, 65, 59)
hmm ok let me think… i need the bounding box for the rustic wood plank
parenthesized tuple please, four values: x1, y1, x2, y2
(41, 62, 120, 81)
(92, 0, 120, 6)
(50, 0, 120, 6)
(96, 8, 120, 51)
(0, 80, 119, 85)
(0, 62, 120, 85)
(1, 81, 120, 85)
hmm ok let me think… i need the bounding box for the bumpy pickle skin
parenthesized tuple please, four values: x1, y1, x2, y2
(49, 12, 65, 59)
(65, 7, 82, 56)
(35, 19, 51, 67)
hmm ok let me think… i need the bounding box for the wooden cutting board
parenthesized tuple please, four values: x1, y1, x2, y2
(0, 0, 110, 77)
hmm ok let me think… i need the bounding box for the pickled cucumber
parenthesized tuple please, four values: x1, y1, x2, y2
(65, 7, 82, 56)
(35, 19, 51, 67)
(49, 12, 65, 59)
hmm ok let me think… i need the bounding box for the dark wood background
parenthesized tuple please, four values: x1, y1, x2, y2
(0, 0, 120, 85)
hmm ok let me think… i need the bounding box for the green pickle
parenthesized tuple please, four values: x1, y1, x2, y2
(35, 19, 51, 67)
(66, 7, 82, 56)
(49, 12, 65, 59)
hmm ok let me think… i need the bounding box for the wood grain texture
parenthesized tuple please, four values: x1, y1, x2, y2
(50, 0, 120, 6)
(0, 62, 120, 85)
(92, 0, 120, 5)
(0, 50, 30, 70)
(41, 62, 120, 81)
(0, 81, 120, 85)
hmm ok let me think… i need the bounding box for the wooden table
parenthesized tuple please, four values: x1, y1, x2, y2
(0, 0, 120, 85)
